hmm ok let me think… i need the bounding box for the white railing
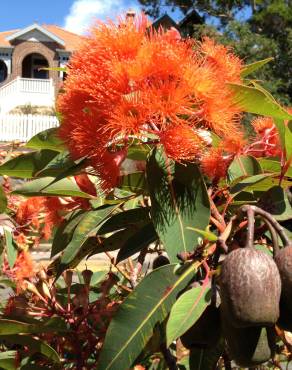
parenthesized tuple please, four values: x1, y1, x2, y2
(0, 114, 59, 142)
(0, 79, 18, 98)
(19, 78, 52, 94)
(0, 77, 55, 114)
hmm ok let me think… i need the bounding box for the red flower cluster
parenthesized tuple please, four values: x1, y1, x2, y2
(3, 250, 35, 292)
(15, 175, 95, 243)
(246, 110, 292, 159)
(248, 117, 282, 158)
(58, 14, 246, 188)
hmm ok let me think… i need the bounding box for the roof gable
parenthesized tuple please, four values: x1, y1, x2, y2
(152, 14, 179, 31)
(5, 24, 65, 46)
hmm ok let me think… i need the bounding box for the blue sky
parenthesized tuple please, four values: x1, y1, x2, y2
(0, 1, 251, 35)
(0, 0, 146, 34)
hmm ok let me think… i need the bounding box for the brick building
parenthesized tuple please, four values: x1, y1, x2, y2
(0, 12, 202, 114)
(0, 24, 82, 113)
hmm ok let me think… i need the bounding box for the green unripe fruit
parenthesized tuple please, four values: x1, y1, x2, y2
(219, 248, 281, 327)
(181, 305, 221, 349)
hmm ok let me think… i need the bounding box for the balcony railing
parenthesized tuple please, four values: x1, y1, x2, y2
(0, 77, 55, 114)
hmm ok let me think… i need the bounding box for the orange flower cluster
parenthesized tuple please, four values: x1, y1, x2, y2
(3, 250, 35, 292)
(15, 177, 94, 243)
(58, 14, 246, 187)
(246, 115, 289, 158)
(16, 196, 63, 241)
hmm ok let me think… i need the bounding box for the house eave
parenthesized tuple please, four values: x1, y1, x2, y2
(56, 48, 72, 54)
(5, 23, 65, 46)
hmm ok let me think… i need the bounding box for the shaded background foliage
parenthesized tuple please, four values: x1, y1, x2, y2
(139, 0, 292, 105)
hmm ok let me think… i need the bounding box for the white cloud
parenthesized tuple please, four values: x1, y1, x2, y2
(64, 0, 140, 34)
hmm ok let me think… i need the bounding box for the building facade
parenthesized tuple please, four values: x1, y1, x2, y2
(0, 12, 202, 114)
(0, 24, 82, 113)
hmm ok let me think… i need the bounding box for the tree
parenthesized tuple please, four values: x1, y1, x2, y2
(139, 0, 292, 105)
(0, 17, 292, 369)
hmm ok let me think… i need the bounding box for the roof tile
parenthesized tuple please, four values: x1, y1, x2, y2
(0, 25, 83, 51)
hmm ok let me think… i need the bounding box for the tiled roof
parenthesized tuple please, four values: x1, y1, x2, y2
(0, 29, 19, 47)
(0, 24, 83, 51)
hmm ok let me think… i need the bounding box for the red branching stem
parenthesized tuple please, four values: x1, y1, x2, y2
(210, 216, 225, 233)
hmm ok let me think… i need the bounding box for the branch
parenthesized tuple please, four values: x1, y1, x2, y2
(250, 206, 291, 248)
(240, 205, 255, 248)
(160, 343, 178, 370)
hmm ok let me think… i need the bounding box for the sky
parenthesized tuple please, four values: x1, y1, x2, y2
(0, 0, 145, 35)
(0, 0, 251, 35)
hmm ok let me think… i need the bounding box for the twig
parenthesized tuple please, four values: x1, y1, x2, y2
(245, 206, 255, 249)
(250, 206, 291, 247)
(130, 248, 148, 288)
(105, 252, 133, 286)
(222, 351, 232, 370)
(208, 190, 226, 228)
(210, 216, 225, 233)
(160, 343, 178, 370)
(262, 218, 279, 256)
(217, 238, 228, 253)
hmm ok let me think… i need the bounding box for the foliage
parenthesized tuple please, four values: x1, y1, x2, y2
(0, 14, 291, 370)
(139, 0, 292, 105)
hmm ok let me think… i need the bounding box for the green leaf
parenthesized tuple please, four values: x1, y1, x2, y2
(89, 231, 130, 257)
(285, 121, 292, 161)
(274, 118, 286, 150)
(35, 151, 76, 177)
(258, 186, 292, 221)
(0, 351, 17, 370)
(51, 210, 86, 257)
(241, 57, 274, 78)
(228, 155, 262, 182)
(166, 285, 211, 346)
(26, 127, 65, 152)
(5, 230, 17, 268)
(20, 365, 51, 370)
(60, 205, 118, 265)
(98, 208, 150, 235)
(12, 177, 92, 198)
(147, 148, 210, 262)
(0, 186, 7, 212)
(127, 145, 152, 161)
(254, 244, 273, 257)
(0, 317, 67, 335)
(119, 172, 147, 194)
(228, 83, 292, 120)
(89, 222, 156, 261)
(0, 279, 16, 289)
(230, 174, 274, 194)
(98, 263, 197, 370)
(258, 158, 292, 178)
(48, 236, 100, 276)
(258, 159, 281, 173)
(0, 150, 58, 178)
(245, 177, 291, 193)
(116, 222, 157, 263)
(187, 228, 217, 241)
(89, 212, 154, 259)
(2, 335, 60, 363)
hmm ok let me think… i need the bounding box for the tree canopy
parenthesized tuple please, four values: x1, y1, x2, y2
(139, 0, 292, 105)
